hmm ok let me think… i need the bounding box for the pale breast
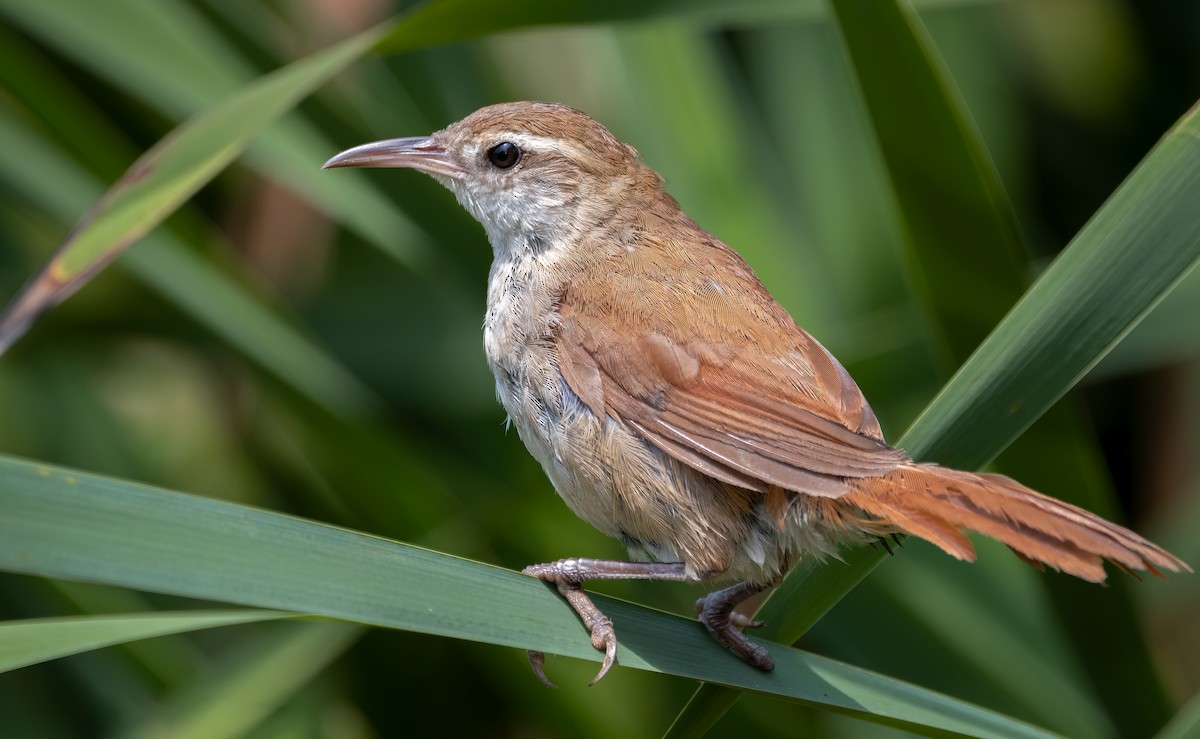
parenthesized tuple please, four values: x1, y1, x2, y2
(484, 249, 629, 536)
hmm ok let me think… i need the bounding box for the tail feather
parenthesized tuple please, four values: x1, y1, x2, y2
(845, 463, 1190, 583)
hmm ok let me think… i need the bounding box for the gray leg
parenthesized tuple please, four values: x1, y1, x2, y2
(522, 559, 690, 686)
(694, 581, 775, 670)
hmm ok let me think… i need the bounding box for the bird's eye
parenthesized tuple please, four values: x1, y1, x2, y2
(487, 142, 521, 169)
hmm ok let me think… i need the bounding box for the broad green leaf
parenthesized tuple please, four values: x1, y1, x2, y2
(0, 454, 1054, 738)
(121, 621, 362, 739)
(0, 611, 290, 673)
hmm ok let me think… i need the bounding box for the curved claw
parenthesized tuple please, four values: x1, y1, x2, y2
(588, 621, 619, 686)
(527, 649, 557, 689)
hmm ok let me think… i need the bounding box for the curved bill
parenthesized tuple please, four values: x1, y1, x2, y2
(322, 136, 463, 179)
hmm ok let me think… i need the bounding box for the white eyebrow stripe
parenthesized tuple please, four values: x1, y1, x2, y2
(497, 133, 589, 160)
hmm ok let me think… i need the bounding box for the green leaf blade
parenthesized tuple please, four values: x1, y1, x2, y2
(0, 611, 290, 674)
(907, 122, 1200, 468)
(0, 454, 1057, 738)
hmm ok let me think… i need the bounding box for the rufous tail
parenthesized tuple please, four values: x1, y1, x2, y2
(845, 463, 1189, 582)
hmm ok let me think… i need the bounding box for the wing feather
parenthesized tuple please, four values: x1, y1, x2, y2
(552, 227, 907, 498)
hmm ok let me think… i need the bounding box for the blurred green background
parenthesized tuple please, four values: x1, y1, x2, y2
(1, 0, 1198, 736)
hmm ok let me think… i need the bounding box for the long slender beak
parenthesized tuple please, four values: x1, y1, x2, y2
(322, 136, 463, 179)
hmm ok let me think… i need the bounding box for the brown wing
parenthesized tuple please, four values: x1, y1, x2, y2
(553, 225, 908, 499)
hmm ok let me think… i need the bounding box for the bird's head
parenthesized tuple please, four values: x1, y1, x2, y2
(323, 101, 652, 256)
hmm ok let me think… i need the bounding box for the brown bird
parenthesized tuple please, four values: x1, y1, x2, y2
(323, 101, 1189, 686)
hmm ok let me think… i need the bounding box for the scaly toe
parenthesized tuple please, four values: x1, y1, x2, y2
(746, 644, 774, 671)
(588, 614, 615, 650)
(522, 563, 551, 580)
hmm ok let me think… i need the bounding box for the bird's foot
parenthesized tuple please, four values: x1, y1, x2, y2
(694, 585, 774, 671)
(523, 560, 620, 686)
